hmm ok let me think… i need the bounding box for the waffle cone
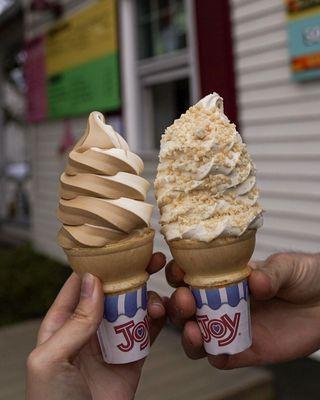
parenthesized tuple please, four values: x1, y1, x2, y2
(62, 228, 155, 294)
(168, 230, 256, 288)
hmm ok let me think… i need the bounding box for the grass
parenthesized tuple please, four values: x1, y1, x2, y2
(0, 243, 71, 326)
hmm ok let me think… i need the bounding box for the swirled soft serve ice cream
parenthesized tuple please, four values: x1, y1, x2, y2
(57, 112, 154, 365)
(57, 111, 153, 248)
(155, 93, 262, 242)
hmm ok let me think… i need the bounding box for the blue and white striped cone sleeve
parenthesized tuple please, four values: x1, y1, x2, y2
(191, 279, 251, 355)
(97, 284, 150, 364)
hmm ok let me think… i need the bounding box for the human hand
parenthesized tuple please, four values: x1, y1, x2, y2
(166, 252, 320, 369)
(27, 253, 167, 400)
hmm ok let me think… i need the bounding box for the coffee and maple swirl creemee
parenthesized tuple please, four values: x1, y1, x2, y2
(57, 112, 153, 248)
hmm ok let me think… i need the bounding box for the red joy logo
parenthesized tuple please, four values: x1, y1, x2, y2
(114, 316, 149, 352)
(197, 313, 241, 346)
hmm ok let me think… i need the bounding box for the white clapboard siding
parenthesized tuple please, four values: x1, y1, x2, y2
(248, 140, 320, 157)
(235, 11, 285, 41)
(233, 0, 283, 23)
(231, 0, 320, 259)
(239, 79, 320, 104)
(236, 29, 287, 58)
(242, 120, 320, 141)
(24, 0, 171, 293)
(31, 117, 87, 264)
(258, 177, 320, 198)
(237, 47, 289, 74)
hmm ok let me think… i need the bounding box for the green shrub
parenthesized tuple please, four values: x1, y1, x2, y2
(0, 243, 70, 326)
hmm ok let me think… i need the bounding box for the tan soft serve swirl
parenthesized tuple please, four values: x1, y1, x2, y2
(57, 112, 153, 248)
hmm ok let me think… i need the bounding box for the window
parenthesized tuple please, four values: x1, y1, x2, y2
(119, 0, 198, 152)
(151, 78, 190, 147)
(137, 0, 187, 59)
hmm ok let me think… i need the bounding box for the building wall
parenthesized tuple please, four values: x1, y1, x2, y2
(30, 117, 86, 262)
(23, 1, 96, 253)
(30, 0, 320, 298)
(27, 0, 180, 296)
(231, 0, 320, 259)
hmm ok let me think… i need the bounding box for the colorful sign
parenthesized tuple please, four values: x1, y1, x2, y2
(285, 0, 320, 81)
(25, 0, 120, 122)
(46, 0, 120, 118)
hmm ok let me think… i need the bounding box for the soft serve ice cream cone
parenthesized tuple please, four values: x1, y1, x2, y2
(57, 112, 154, 363)
(155, 93, 263, 355)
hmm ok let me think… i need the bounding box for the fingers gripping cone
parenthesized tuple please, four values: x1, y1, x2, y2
(168, 230, 256, 355)
(62, 229, 155, 294)
(61, 228, 155, 364)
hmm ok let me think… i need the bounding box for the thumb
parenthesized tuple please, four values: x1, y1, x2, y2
(249, 253, 296, 301)
(38, 273, 104, 362)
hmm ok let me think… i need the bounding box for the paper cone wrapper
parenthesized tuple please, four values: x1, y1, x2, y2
(97, 284, 150, 364)
(168, 230, 255, 355)
(62, 228, 154, 364)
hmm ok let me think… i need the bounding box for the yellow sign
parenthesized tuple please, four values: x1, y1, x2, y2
(45, 0, 117, 76)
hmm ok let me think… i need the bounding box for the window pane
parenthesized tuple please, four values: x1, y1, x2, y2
(173, 0, 187, 49)
(137, 0, 151, 18)
(137, 0, 187, 59)
(158, 0, 170, 11)
(151, 78, 190, 148)
(138, 21, 153, 59)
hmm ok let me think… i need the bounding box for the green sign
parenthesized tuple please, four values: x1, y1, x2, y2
(47, 53, 120, 118)
(45, 0, 120, 119)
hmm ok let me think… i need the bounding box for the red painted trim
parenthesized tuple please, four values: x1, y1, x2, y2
(194, 0, 238, 126)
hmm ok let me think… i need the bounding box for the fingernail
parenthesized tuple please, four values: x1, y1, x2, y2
(159, 253, 167, 263)
(149, 294, 164, 309)
(81, 273, 94, 298)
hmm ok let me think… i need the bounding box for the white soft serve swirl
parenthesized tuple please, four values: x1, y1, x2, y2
(155, 93, 263, 242)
